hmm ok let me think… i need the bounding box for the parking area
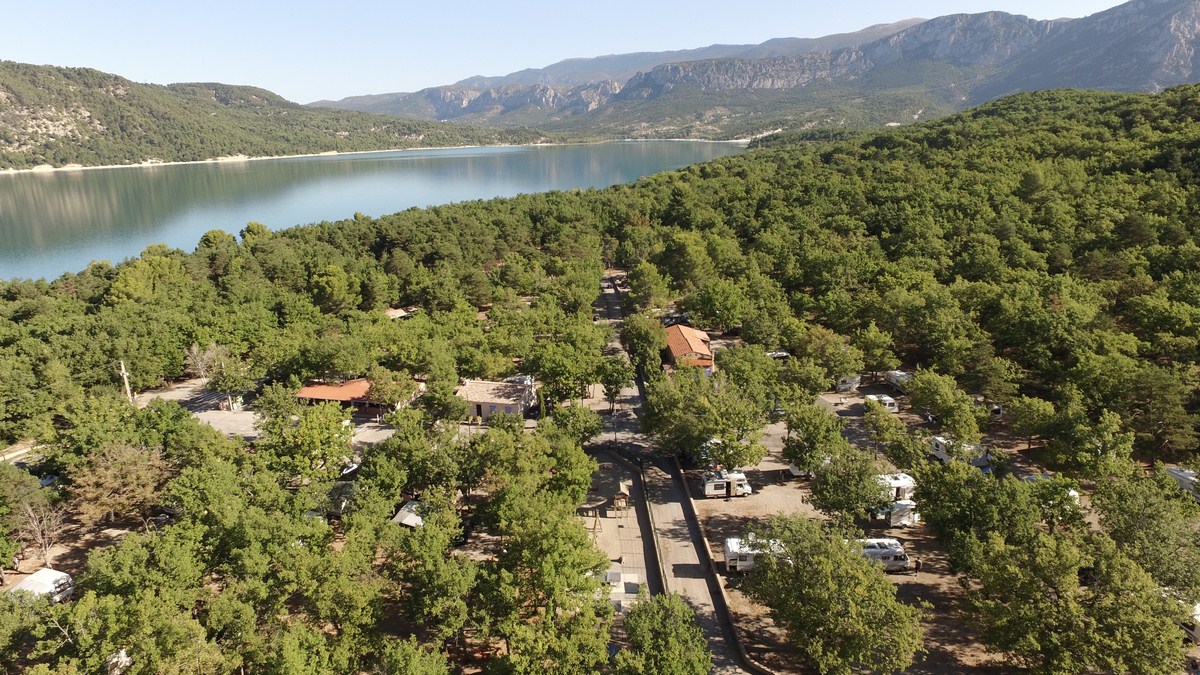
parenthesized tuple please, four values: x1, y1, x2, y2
(687, 386, 1008, 673)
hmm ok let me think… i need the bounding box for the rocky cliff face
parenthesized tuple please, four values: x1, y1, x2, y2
(862, 12, 1064, 67)
(312, 0, 1200, 132)
(614, 12, 1062, 98)
(973, 0, 1200, 99)
(409, 80, 622, 119)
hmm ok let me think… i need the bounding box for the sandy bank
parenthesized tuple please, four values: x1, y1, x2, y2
(0, 139, 748, 176)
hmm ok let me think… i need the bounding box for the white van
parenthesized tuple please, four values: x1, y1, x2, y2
(858, 538, 912, 572)
(10, 568, 74, 603)
(703, 470, 752, 498)
(864, 394, 898, 413)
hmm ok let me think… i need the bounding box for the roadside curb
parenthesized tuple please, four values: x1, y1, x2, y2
(672, 455, 778, 675)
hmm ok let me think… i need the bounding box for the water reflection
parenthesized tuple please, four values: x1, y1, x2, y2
(0, 142, 744, 281)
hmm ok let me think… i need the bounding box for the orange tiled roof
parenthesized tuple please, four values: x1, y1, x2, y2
(665, 325, 712, 362)
(297, 378, 371, 402)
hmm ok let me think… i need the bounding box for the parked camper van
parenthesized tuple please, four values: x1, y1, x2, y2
(858, 538, 912, 572)
(703, 470, 752, 498)
(930, 436, 991, 469)
(884, 370, 911, 394)
(10, 568, 74, 603)
(864, 394, 898, 413)
(723, 536, 783, 572)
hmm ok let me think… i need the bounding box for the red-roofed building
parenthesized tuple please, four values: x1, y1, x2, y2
(663, 325, 714, 375)
(296, 379, 372, 406)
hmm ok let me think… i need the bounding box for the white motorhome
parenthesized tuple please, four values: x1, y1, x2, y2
(858, 538, 912, 572)
(723, 536, 783, 572)
(864, 394, 898, 413)
(1167, 467, 1200, 504)
(391, 500, 425, 528)
(930, 436, 991, 469)
(703, 470, 752, 498)
(884, 370, 911, 393)
(10, 568, 74, 603)
(878, 472, 916, 501)
(875, 500, 921, 527)
(1181, 603, 1200, 643)
(1021, 473, 1082, 505)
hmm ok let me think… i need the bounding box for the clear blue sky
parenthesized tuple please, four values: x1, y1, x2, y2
(6, 0, 1126, 103)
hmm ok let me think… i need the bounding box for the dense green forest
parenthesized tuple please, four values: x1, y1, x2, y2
(0, 62, 557, 169)
(2, 84, 1200, 673)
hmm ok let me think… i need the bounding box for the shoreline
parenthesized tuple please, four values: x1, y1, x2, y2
(0, 138, 750, 176)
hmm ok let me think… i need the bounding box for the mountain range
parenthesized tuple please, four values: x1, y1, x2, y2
(311, 0, 1200, 138)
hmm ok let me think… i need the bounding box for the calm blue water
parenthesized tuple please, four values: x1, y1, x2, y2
(0, 142, 745, 281)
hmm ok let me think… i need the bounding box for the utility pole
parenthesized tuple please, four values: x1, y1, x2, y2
(119, 360, 133, 403)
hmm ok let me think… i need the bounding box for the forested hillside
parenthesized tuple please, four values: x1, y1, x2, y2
(0, 62, 552, 169)
(1, 84, 1199, 672)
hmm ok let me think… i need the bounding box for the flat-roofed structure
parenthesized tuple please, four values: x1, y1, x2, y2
(455, 379, 536, 420)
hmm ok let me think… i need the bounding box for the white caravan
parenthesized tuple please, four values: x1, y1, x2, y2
(876, 500, 921, 527)
(703, 470, 753, 498)
(1182, 603, 1200, 643)
(858, 538, 912, 572)
(835, 375, 862, 393)
(1021, 473, 1082, 505)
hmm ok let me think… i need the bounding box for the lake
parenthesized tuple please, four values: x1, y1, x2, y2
(0, 141, 746, 281)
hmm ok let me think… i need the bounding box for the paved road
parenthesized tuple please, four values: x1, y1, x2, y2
(599, 273, 750, 674)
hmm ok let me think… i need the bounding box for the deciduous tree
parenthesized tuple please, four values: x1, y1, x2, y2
(907, 369, 980, 445)
(1006, 395, 1056, 450)
(1093, 469, 1200, 603)
(742, 515, 925, 674)
(71, 442, 172, 527)
(809, 440, 890, 525)
(614, 589, 712, 675)
(969, 532, 1186, 675)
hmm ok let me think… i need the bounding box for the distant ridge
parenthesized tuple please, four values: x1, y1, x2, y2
(311, 0, 1200, 139)
(0, 62, 549, 170)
